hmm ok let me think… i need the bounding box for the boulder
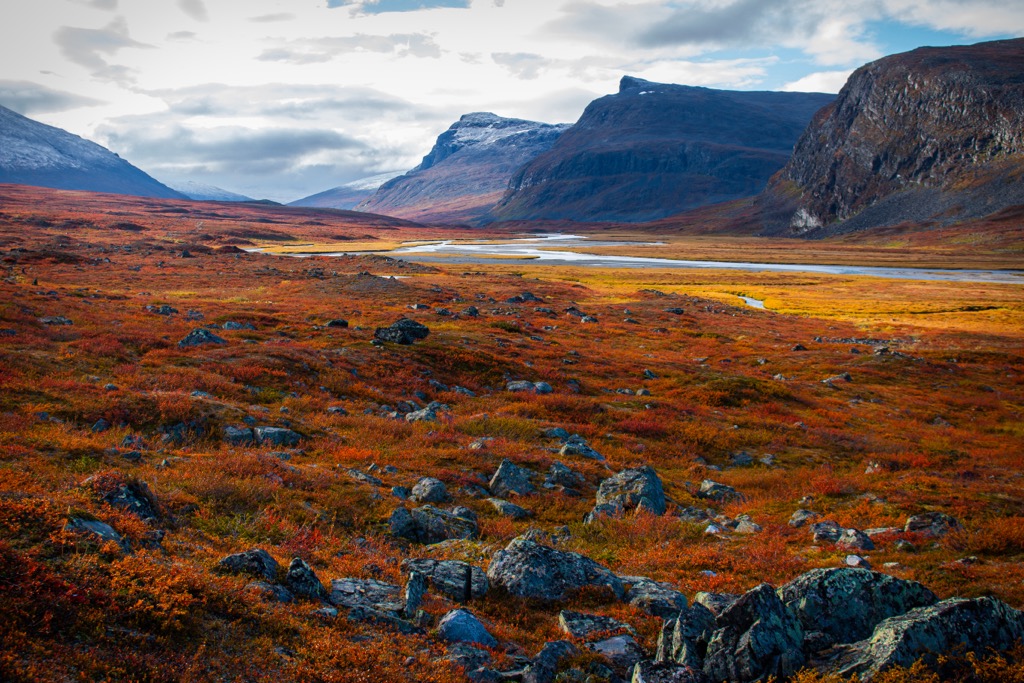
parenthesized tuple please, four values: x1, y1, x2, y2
(328, 577, 404, 613)
(487, 538, 624, 601)
(285, 558, 327, 601)
(559, 610, 633, 640)
(374, 318, 430, 344)
(829, 597, 1024, 680)
(596, 466, 666, 516)
(559, 434, 604, 460)
(590, 635, 645, 671)
(584, 501, 624, 525)
(702, 583, 805, 682)
(404, 570, 426, 617)
(632, 661, 708, 683)
(438, 609, 498, 647)
(246, 581, 293, 603)
(64, 517, 128, 551)
(100, 481, 159, 522)
(656, 603, 716, 669)
(411, 477, 451, 504)
(489, 459, 536, 497)
(217, 548, 279, 581)
(401, 558, 489, 601)
(522, 640, 579, 683)
(178, 328, 226, 347)
(809, 520, 843, 543)
(836, 528, 875, 552)
(223, 425, 255, 446)
(545, 461, 584, 489)
(778, 568, 937, 651)
(788, 509, 819, 528)
(626, 579, 687, 618)
(391, 505, 480, 544)
(254, 426, 302, 447)
(506, 380, 537, 392)
(693, 592, 739, 617)
(697, 480, 744, 503)
(904, 512, 963, 537)
(488, 498, 531, 519)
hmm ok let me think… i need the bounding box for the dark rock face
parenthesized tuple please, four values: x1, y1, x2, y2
(358, 112, 570, 225)
(0, 104, 185, 199)
(489, 459, 536, 497)
(374, 318, 430, 345)
(827, 597, 1024, 679)
(401, 558, 489, 601)
(410, 477, 451, 504)
(438, 609, 498, 647)
(763, 38, 1024, 237)
(627, 579, 687, 618)
(390, 505, 480, 544)
(522, 641, 578, 683)
(486, 538, 624, 601)
(218, 548, 279, 581)
(777, 568, 937, 650)
(178, 328, 226, 348)
(596, 466, 666, 515)
(285, 558, 327, 601)
(492, 77, 833, 223)
(328, 577, 404, 613)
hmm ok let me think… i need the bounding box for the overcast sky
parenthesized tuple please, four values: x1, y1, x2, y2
(0, 0, 1020, 201)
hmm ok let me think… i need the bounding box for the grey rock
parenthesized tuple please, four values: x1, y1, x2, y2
(589, 635, 645, 671)
(678, 507, 712, 523)
(904, 511, 963, 537)
(596, 466, 666, 516)
(406, 401, 449, 423)
(627, 579, 687, 618)
(246, 581, 293, 603)
(489, 459, 536, 497)
(507, 380, 538, 392)
(810, 520, 844, 543)
(411, 477, 451, 503)
(223, 321, 256, 330)
(788, 509, 819, 528)
(344, 468, 384, 487)
(836, 528, 875, 551)
(488, 498, 531, 519)
(402, 558, 489, 601)
(100, 481, 158, 522)
(696, 480, 744, 503)
(64, 517, 128, 550)
(374, 318, 430, 345)
(254, 426, 302, 447)
(223, 425, 255, 446)
(326, 405, 348, 416)
(534, 382, 553, 394)
(584, 501, 624, 525)
(390, 506, 418, 539)
(522, 640, 578, 683)
(218, 548, 279, 581)
(846, 555, 872, 569)
(392, 505, 480, 544)
(829, 597, 1024, 680)
(328, 577, 403, 613)
(347, 605, 421, 634)
(444, 642, 493, 672)
(544, 427, 571, 440)
(657, 603, 716, 669)
(438, 609, 498, 647)
(632, 661, 708, 683)
(777, 567, 937, 650)
(39, 315, 73, 325)
(487, 537, 624, 601)
(559, 434, 604, 460)
(285, 558, 327, 601)
(702, 583, 805, 682)
(178, 328, 226, 347)
(325, 319, 348, 328)
(404, 570, 427, 618)
(545, 461, 584, 489)
(693, 592, 739, 617)
(559, 610, 633, 640)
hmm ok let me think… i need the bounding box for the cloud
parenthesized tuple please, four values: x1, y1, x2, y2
(249, 13, 296, 23)
(67, 0, 118, 10)
(0, 80, 105, 114)
(53, 17, 152, 81)
(491, 52, 550, 79)
(167, 30, 198, 41)
(177, 0, 208, 22)
(327, 0, 470, 14)
(781, 69, 854, 92)
(257, 33, 442, 63)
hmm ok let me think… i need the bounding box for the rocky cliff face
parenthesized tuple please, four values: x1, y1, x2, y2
(356, 113, 569, 225)
(490, 77, 834, 223)
(763, 38, 1024, 237)
(0, 105, 184, 199)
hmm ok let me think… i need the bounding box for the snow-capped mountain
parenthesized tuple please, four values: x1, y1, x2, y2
(0, 104, 183, 199)
(355, 113, 570, 225)
(289, 171, 403, 210)
(165, 180, 254, 202)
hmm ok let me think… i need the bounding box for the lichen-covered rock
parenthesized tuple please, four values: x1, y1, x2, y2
(178, 328, 226, 347)
(545, 461, 584, 490)
(836, 528, 875, 552)
(559, 434, 604, 460)
(100, 481, 159, 522)
(64, 517, 128, 551)
(401, 558, 489, 601)
(590, 635, 645, 672)
(254, 426, 302, 447)
(656, 603, 716, 669)
(778, 568, 937, 651)
(374, 318, 430, 345)
(697, 480, 744, 503)
(328, 577, 404, 613)
(693, 592, 739, 617)
(223, 425, 255, 446)
(702, 583, 805, 682)
(904, 511, 963, 537)
(488, 498, 531, 519)
(596, 466, 666, 516)
(522, 640, 578, 683)
(489, 459, 536, 497)
(633, 661, 708, 683)
(829, 597, 1024, 680)
(559, 610, 633, 640)
(810, 520, 844, 543)
(391, 505, 480, 544)
(286, 558, 327, 601)
(626, 579, 687, 618)
(438, 609, 498, 647)
(411, 477, 451, 503)
(487, 538, 624, 601)
(788, 509, 819, 528)
(218, 548, 279, 581)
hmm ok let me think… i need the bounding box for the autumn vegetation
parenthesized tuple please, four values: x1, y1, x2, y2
(0, 185, 1022, 681)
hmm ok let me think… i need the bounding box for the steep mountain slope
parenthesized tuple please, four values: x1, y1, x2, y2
(761, 38, 1024, 237)
(356, 113, 570, 224)
(0, 105, 184, 199)
(490, 77, 834, 223)
(290, 172, 403, 210)
(167, 180, 253, 202)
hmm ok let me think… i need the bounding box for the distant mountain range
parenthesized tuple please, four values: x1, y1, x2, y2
(758, 37, 1024, 237)
(354, 113, 571, 225)
(290, 172, 403, 210)
(0, 104, 184, 199)
(165, 180, 254, 202)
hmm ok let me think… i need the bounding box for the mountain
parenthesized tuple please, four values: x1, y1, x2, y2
(489, 77, 834, 224)
(356, 113, 571, 224)
(0, 104, 184, 199)
(290, 172, 403, 210)
(761, 38, 1024, 237)
(166, 180, 254, 202)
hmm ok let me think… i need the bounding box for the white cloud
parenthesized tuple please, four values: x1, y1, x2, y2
(781, 69, 854, 93)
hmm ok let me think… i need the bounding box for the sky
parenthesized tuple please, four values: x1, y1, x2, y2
(0, 0, 1021, 202)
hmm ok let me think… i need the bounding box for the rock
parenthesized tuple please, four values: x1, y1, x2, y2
(438, 609, 498, 647)
(559, 434, 604, 460)
(545, 461, 584, 490)
(325, 319, 348, 328)
(223, 425, 255, 446)
(223, 321, 256, 330)
(734, 516, 762, 534)
(829, 597, 1024, 680)
(678, 507, 711, 523)
(391, 505, 480, 544)
(559, 610, 633, 640)
(632, 661, 707, 683)
(285, 558, 327, 601)
(489, 459, 536, 497)
(487, 538, 624, 601)
(374, 318, 430, 344)
(488, 498, 531, 519)
(100, 481, 158, 522)
(696, 480, 744, 503)
(178, 328, 226, 347)
(894, 539, 916, 552)
(406, 401, 448, 423)
(544, 427, 571, 440)
(626, 579, 687, 618)
(411, 477, 451, 503)
(846, 555, 871, 569)
(401, 558, 489, 601)
(693, 592, 739, 617)
(506, 380, 536, 392)
(444, 642, 493, 672)
(92, 419, 111, 433)
(246, 581, 294, 603)
(534, 382, 553, 394)
(217, 548, 279, 581)
(39, 315, 73, 325)
(522, 640, 578, 683)
(404, 571, 427, 618)
(836, 528, 875, 551)
(64, 517, 128, 550)
(347, 605, 421, 634)
(254, 426, 302, 447)
(344, 469, 383, 487)
(328, 578, 403, 613)
(590, 635, 645, 671)
(904, 512, 963, 537)
(585, 501, 624, 525)
(596, 466, 666, 516)
(810, 520, 844, 543)
(778, 567, 938, 650)
(326, 405, 348, 416)
(657, 603, 716, 669)
(788, 509, 819, 528)
(703, 583, 805, 682)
